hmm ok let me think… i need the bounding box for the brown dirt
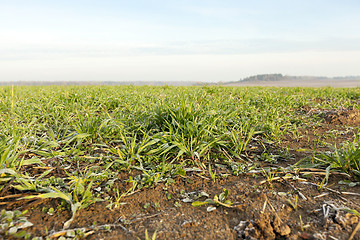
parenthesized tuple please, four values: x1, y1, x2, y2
(323, 109, 360, 126)
(282, 109, 360, 149)
(2, 110, 360, 240)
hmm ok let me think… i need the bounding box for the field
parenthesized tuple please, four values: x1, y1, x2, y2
(0, 85, 360, 240)
(226, 79, 360, 88)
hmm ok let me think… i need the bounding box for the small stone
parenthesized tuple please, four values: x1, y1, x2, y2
(181, 220, 197, 228)
(234, 220, 248, 231)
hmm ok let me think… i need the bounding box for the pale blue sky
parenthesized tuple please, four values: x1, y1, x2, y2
(1, 0, 360, 82)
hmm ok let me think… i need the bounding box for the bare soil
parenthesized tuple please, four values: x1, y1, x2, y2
(1, 109, 360, 240)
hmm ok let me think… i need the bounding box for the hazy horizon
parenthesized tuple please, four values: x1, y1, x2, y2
(1, 0, 360, 82)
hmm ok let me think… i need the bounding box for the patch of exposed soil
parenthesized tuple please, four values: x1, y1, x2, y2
(6, 169, 359, 240)
(323, 109, 360, 126)
(281, 107, 360, 152)
(299, 107, 360, 127)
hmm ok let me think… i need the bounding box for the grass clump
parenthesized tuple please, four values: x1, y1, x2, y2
(314, 136, 360, 178)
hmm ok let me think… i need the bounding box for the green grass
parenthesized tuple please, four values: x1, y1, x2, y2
(0, 85, 360, 234)
(314, 135, 360, 177)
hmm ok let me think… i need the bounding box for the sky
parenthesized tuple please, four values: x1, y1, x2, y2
(1, 0, 360, 82)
